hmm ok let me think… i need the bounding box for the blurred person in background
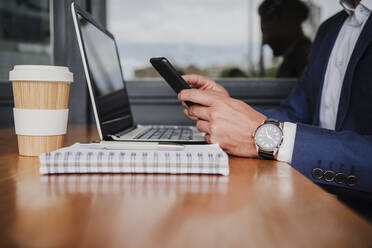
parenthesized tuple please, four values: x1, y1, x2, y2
(259, 0, 312, 78)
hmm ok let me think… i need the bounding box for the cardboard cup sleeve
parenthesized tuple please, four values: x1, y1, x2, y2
(13, 108, 69, 136)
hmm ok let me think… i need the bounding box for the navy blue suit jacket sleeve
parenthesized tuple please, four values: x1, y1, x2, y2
(256, 13, 372, 193)
(292, 124, 372, 192)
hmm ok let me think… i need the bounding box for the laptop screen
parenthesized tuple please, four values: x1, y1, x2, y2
(76, 11, 133, 138)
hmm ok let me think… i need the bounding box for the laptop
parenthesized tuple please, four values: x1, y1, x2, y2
(71, 3, 205, 143)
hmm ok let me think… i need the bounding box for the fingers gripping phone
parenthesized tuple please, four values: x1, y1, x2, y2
(150, 57, 195, 107)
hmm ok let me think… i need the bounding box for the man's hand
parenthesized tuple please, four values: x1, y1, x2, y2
(178, 89, 267, 157)
(181, 75, 229, 121)
(182, 74, 229, 96)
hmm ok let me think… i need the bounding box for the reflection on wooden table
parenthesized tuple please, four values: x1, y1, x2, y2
(40, 174, 228, 196)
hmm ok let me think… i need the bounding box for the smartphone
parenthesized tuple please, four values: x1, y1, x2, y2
(150, 57, 195, 106)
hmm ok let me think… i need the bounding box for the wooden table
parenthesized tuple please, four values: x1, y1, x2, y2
(0, 126, 371, 248)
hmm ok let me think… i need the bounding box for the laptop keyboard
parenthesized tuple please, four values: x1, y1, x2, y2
(134, 127, 193, 140)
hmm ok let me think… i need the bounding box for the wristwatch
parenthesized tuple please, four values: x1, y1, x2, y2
(253, 118, 284, 160)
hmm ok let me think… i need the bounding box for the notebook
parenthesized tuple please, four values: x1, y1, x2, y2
(39, 143, 229, 176)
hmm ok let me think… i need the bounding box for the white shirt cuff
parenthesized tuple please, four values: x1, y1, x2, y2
(277, 122, 297, 164)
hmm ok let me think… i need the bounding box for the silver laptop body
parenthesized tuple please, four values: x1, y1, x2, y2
(71, 3, 204, 143)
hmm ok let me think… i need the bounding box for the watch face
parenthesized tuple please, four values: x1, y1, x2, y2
(254, 123, 283, 150)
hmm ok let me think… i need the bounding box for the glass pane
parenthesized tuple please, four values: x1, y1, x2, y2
(0, 0, 51, 82)
(107, 0, 342, 80)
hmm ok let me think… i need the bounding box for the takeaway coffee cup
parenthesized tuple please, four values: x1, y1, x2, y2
(9, 65, 73, 156)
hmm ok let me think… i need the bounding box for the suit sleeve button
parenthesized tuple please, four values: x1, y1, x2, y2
(312, 168, 324, 180)
(346, 175, 358, 187)
(334, 173, 346, 184)
(323, 170, 335, 182)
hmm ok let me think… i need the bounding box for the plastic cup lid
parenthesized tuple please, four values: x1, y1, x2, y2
(9, 65, 73, 83)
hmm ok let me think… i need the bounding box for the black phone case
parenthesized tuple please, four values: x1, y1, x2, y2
(150, 57, 194, 106)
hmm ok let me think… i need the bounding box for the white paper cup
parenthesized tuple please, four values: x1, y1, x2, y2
(10, 65, 73, 156)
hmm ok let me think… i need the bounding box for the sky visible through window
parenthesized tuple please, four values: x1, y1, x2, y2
(107, 0, 342, 79)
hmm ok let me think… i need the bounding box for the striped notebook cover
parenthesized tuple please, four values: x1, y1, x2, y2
(39, 143, 229, 176)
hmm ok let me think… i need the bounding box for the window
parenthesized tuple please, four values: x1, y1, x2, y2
(107, 0, 342, 80)
(0, 0, 52, 82)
